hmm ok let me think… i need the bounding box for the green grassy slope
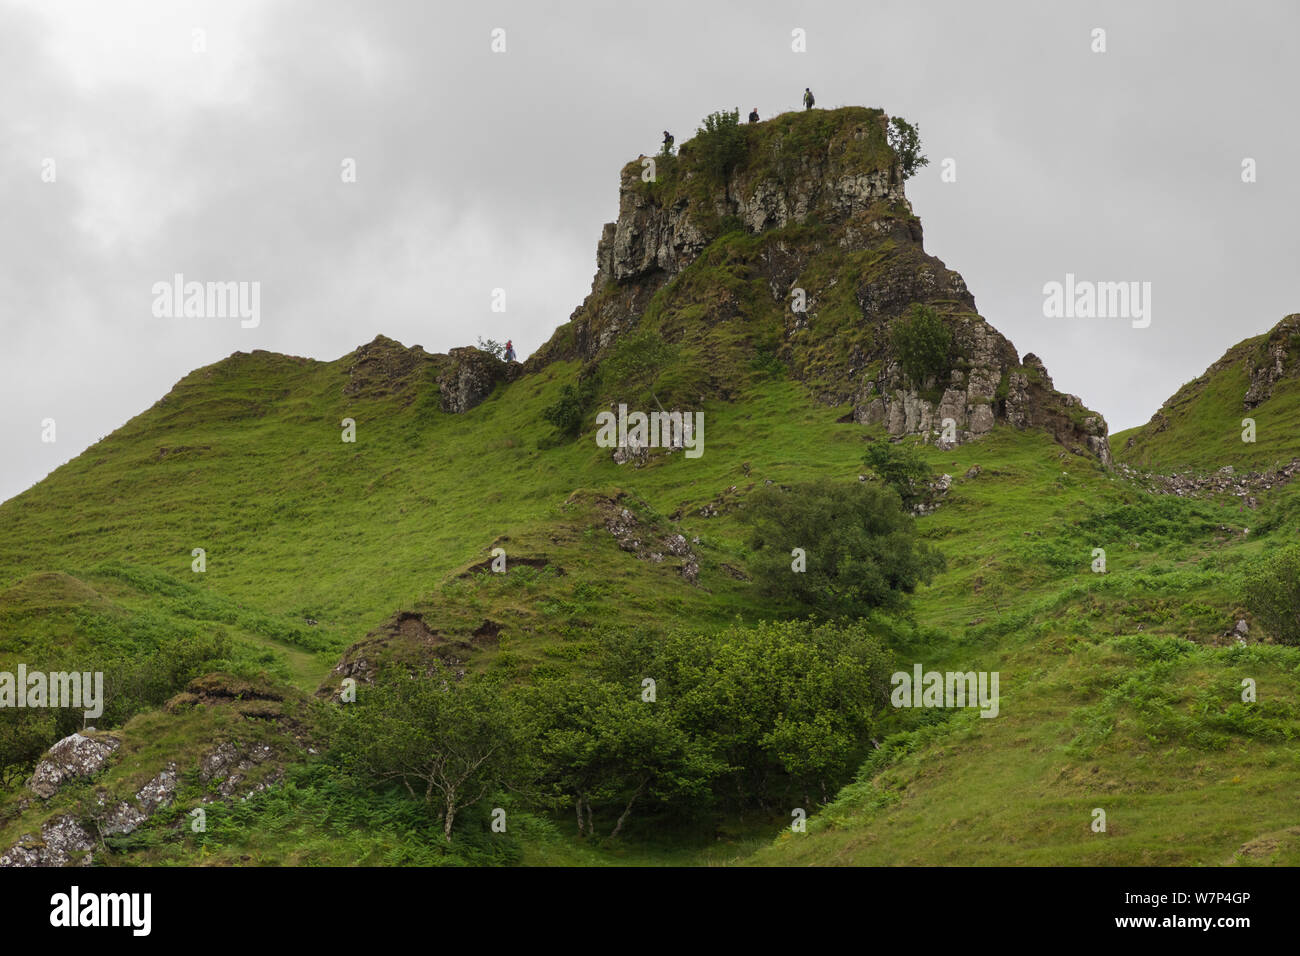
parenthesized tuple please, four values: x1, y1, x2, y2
(1115, 314, 1300, 473)
(753, 428, 1300, 865)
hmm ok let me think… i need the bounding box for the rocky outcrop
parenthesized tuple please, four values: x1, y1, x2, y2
(437, 346, 517, 414)
(588, 491, 700, 583)
(527, 106, 1112, 465)
(199, 742, 282, 801)
(1243, 314, 1299, 408)
(28, 732, 120, 799)
(591, 115, 901, 291)
(343, 335, 518, 414)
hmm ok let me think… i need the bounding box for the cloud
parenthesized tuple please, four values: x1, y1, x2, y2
(3, 0, 1299, 501)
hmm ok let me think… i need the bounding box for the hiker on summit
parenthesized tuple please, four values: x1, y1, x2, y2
(504, 339, 516, 362)
(662, 130, 674, 154)
(803, 88, 815, 110)
(748, 107, 759, 123)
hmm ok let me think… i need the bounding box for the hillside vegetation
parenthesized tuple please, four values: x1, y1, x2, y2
(2, 108, 1298, 867)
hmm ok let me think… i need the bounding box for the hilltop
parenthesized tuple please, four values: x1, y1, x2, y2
(531, 106, 1111, 464)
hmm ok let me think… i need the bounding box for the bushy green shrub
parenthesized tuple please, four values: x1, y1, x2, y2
(743, 478, 945, 618)
(1240, 543, 1300, 645)
(541, 375, 600, 438)
(694, 109, 747, 182)
(890, 303, 952, 389)
(863, 441, 933, 508)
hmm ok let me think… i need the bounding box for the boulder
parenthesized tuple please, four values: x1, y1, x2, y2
(28, 732, 120, 799)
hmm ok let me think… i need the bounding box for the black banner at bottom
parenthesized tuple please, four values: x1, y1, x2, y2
(0, 865, 1278, 943)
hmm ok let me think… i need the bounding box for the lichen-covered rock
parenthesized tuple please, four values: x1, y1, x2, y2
(99, 800, 148, 837)
(28, 732, 120, 799)
(199, 742, 239, 783)
(0, 815, 95, 867)
(136, 764, 179, 814)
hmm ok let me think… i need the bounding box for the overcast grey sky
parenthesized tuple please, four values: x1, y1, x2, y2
(3, 0, 1297, 503)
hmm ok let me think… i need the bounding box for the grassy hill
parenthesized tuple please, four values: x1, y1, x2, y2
(3, 108, 1299, 867)
(1114, 314, 1300, 473)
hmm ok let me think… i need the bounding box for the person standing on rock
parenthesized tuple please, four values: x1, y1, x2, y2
(503, 339, 516, 362)
(748, 107, 759, 123)
(803, 88, 815, 110)
(662, 130, 674, 155)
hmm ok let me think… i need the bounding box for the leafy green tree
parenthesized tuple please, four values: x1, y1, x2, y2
(890, 303, 953, 389)
(1241, 543, 1300, 645)
(887, 116, 929, 181)
(476, 337, 506, 359)
(330, 674, 533, 841)
(863, 441, 934, 509)
(592, 620, 895, 806)
(531, 677, 719, 839)
(694, 108, 747, 182)
(743, 478, 945, 618)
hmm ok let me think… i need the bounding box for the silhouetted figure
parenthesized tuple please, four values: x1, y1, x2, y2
(504, 339, 516, 362)
(748, 107, 759, 123)
(803, 87, 815, 110)
(662, 130, 674, 154)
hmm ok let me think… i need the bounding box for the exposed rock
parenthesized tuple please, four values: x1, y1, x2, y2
(343, 336, 519, 414)
(912, 473, 953, 515)
(597, 494, 700, 583)
(1116, 458, 1300, 505)
(136, 764, 179, 814)
(527, 108, 1111, 466)
(1, 815, 95, 867)
(437, 346, 518, 414)
(200, 742, 240, 783)
(965, 464, 982, 479)
(99, 800, 147, 837)
(344, 334, 431, 401)
(1243, 316, 1298, 408)
(28, 732, 120, 799)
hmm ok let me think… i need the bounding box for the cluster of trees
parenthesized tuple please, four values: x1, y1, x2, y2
(328, 619, 895, 841)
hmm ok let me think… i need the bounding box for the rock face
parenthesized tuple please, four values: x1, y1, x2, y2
(28, 732, 120, 799)
(437, 346, 517, 414)
(527, 107, 1111, 464)
(1243, 314, 1300, 408)
(591, 117, 902, 290)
